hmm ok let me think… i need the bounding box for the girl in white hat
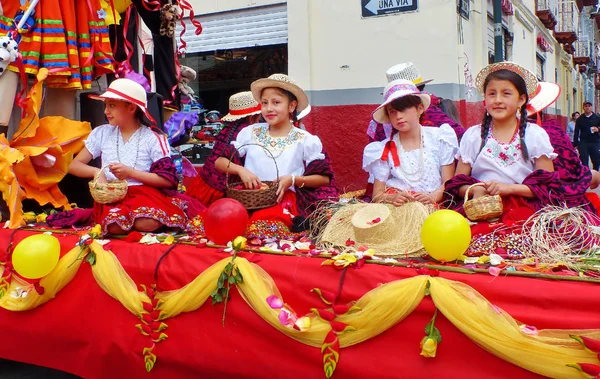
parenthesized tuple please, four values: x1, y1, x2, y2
(214, 74, 338, 230)
(363, 79, 458, 206)
(186, 91, 263, 206)
(445, 62, 559, 222)
(69, 78, 188, 235)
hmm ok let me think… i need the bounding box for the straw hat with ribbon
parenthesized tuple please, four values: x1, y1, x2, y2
(372, 79, 431, 124)
(318, 202, 436, 257)
(89, 78, 156, 126)
(385, 62, 433, 87)
(475, 61, 539, 97)
(250, 73, 309, 113)
(221, 91, 262, 122)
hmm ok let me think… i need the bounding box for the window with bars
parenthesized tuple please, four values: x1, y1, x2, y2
(536, 54, 545, 81)
(487, 16, 512, 63)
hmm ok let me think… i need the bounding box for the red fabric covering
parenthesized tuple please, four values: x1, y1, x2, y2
(1, 230, 599, 378)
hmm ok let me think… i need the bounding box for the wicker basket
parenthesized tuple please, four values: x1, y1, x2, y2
(88, 164, 128, 204)
(463, 183, 503, 221)
(226, 143, 279, 210)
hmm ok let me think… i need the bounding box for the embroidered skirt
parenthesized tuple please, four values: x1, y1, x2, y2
(93, 185, 187, 234)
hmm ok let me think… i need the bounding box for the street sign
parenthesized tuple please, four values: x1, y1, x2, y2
(361, 0, 418, 18)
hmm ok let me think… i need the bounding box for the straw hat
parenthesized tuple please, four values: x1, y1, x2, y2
(221, 91, 262, 122)
(318, 202, 435, 257)
(526, 82, 561, 116)
(386, 62, 433, 86)
(89, 78, 155, 124)
(250, 73, 309, 113)
(475, 61, 538, 97)
(372, 79, 431, 124)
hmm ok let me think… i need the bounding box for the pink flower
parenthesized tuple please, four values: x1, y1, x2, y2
(498, 152, 508, 161)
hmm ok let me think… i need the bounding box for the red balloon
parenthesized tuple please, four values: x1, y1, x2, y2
(203, 199, 249, 245)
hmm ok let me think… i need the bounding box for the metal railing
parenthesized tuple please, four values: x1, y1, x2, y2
(536, 0, 559, 18)
(556, 0, 579, 34)
(574, 40, 594, 59)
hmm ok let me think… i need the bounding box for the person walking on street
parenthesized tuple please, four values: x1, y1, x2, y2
(574, 101, 600, 170)
(566, 111, 579, 145)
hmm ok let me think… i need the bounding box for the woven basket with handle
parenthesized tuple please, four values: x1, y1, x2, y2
(226, 143, 279, 210)
(88, 164, 128, 204)
(463, 183, 503, 221)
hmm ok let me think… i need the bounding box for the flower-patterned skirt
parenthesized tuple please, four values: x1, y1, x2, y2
(94, 185, 187, 234)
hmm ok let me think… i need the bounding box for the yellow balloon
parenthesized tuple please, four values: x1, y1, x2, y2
(421, 210, 471, 262)
(12, 234, 61, 279)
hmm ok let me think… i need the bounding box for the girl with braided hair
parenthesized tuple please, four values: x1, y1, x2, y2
(444, 62, 560, 222)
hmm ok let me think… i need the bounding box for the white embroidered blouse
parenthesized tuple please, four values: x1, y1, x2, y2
(363, 124, 459, 193)
(84, 124, 170, 186)
(457, 122, 557, 184)
(232, 123, 325, 181)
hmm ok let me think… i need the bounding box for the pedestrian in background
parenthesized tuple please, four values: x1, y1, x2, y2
(574, 101, 600, 170)
(566, 111, 579, 146)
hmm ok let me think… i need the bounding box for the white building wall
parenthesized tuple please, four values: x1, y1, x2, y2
(187, 0, 283, 15)
(185, 0, 587, 113)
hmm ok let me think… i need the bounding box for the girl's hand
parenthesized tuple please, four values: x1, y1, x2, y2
(97, 168, 107, 184)
(413, 192, 435, 205)
(391, 191, 414, 206)
(275, 175, 293, 202)
(485, 181, 511, 196)
(469, 185, 488, 199)
(238, 168, 262, 189)
(108, 163, 132, 180)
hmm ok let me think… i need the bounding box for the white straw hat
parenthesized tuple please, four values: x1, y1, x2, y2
(250, 73, 309, 113)
(372, 79, 431, 124)
(89, 78, 155, 124)
(221, 91, 262, 122)
(386, 62, 433, 86)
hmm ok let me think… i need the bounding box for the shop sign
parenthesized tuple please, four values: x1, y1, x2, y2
(361, 0, 418, 18)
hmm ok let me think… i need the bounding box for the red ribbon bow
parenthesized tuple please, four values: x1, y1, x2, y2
(380, 140, 400, 167)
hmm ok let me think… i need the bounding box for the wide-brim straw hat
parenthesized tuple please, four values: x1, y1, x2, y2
(250, 73, 309, 113)
(386, 62, 433, 86)
(221, 91, 262, 122)
(318, 202, 435, 257)
(89, 78, 155, 125)
(372, 79, 431, 124)
(526, 82, 561, 116)
(475, 61, 539, 97)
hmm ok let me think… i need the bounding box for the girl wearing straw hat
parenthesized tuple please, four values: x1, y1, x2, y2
(444, 62, 561, 222)
(214, 74, 338, 230)
(69, 78, 188, 235)
(364, 62, 465, 200)
(363, 79, 459, 206)
(186, 91, 263, 206)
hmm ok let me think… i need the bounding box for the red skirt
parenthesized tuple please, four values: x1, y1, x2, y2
(93, 185, 187, 234)
(185, 176, 224, 206)
(250, 190, 298, 229)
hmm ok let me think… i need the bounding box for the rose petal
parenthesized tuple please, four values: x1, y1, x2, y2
(488, 267, 502, 277)
(267, 295, 284, 309)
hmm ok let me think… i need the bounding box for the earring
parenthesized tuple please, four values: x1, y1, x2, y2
(516, 109, 521, 120)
